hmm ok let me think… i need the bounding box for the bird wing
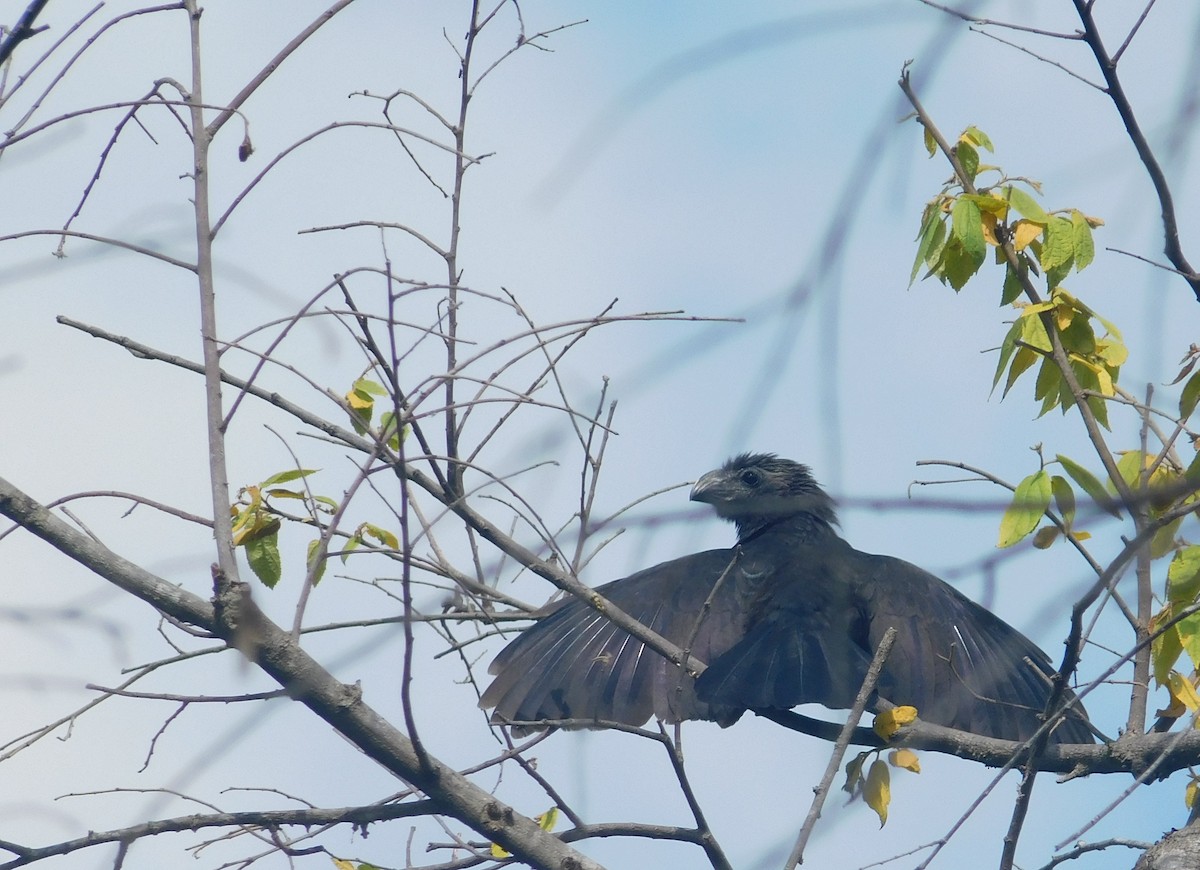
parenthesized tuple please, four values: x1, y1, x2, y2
(852, 550, 1093, 743)
(480, 548, 752, 731)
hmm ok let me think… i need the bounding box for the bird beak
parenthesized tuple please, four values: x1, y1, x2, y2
(690, 470, 727, 504)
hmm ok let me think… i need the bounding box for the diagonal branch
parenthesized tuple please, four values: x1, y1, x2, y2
(0, 475, 602, 870)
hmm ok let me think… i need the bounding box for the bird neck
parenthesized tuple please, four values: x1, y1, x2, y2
(735, 512, 834, 544)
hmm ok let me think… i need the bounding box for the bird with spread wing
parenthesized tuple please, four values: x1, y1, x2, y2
(480, 454, 1093, 744)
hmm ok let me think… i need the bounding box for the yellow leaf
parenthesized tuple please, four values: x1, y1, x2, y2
(873, 705, 918, 739)
(888, 748, 921, 773)
(491, 807, 557, 858)
(864, 759, 891, 827)
(1012, 219, 1043, 251)
(1187, 779, 1199, 809)
(331, 860, 356, 870)
(981, 212, 999, 246)
(1054, 302, 1075, 333)
(1166, 671, 1200, 712)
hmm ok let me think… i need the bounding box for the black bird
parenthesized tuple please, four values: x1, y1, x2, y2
(480, 454, 1093, 744)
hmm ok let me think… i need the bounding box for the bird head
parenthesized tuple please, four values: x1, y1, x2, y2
(690, 453, 837, 540)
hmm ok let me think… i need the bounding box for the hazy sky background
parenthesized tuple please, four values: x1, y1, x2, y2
(4, 1, 1200, 868)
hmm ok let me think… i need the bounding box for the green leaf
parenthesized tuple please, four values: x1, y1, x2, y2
(1114, 450, 1148, 492)
(260, 468, 318, 487)
(353, 378, 388, 396)
(1060, 453, 1123, 516)
(843, 751, 868, 794)
(1001, 264, 1024, 305)
(1152, 517, 1183, 560)
(1179, 613, 1200, 674)
(1168, 547, 1200, 604)
(992, 318, 1023, 391)
(1058, 314, 1096, 355)
(1034, 359, 1063, 416)
(265, 488, 306, 500)
(910, 206, 946, 285)
(246, 533, 282, 589)
(1003, 346, 1039, 398)
(951, 197, 986, 265)
(1040, 216, 1075, 274)
(956, 140, 979, 182)
(1051, 474, 1076, 527)
(940, 238, 979, 291)
(306, 538, 328, 586)
(1071, 210, 1095, 270)
(1181, 370, 1200, 420)
(998, 470, 1052, 548)
(1007, 186, 1049, 224)
(1152, 607, 1183, 686)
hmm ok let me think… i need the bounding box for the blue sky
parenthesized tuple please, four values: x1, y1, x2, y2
(3, 1, 1199, 867)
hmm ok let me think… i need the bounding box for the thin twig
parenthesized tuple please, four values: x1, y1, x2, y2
(785, 628, 897, 869)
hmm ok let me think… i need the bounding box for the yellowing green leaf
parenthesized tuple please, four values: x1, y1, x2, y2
(998, 470, 1052, 548)
(963, 193, 1009, 217)
(962, 125, 994, 152)
(362, 522, 400, 551)
(888, 748, 921, 773)
(1167, 671, 1200, 713)
(1057, 454, 1121, 518)
(1187, 779, 1200, 810)
(331, 859, 357, 870)
(261, 468, 319, 486)
(536, 807, 559, 832)
(1152, 607, 1184, 686)
(923, 125, 936, 157)
(864, 759, 891, 827)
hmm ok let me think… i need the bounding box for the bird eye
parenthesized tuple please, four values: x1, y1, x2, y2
(739, 469, 761, 487)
